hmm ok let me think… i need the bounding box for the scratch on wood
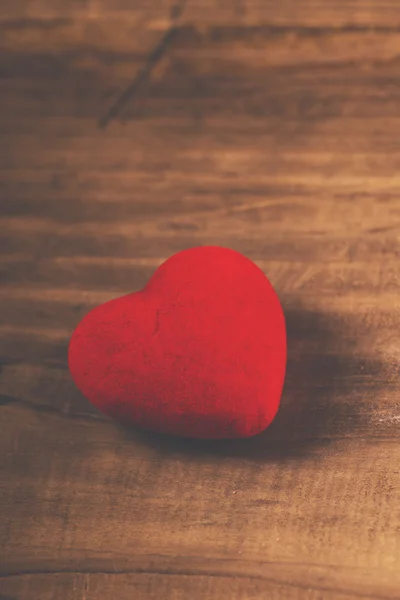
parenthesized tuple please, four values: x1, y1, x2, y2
(98, 0, 188, 129)
(82, 573, 90, 600)
(0, 394, 104, 423)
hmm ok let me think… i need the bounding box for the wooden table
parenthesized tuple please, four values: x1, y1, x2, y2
(1, 2, 400, 598)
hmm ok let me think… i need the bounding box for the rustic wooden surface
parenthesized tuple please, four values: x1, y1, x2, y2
(1, 1, 400, 599)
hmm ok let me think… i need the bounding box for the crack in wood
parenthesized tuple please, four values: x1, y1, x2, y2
(98, 0, 188, 129)
(0, 394, 103, 422)
(0, 566, 394, 600)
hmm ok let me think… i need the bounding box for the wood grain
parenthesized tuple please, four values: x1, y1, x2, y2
(2, 0, 400, 27)
(1, 1, 400, 599)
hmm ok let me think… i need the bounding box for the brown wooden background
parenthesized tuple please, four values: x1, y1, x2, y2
(1, 1, 400, 599)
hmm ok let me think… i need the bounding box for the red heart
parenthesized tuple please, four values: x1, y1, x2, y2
(68, 246, 286, 439)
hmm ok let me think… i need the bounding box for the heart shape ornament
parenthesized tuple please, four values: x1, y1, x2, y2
(68, 246, 286, 439)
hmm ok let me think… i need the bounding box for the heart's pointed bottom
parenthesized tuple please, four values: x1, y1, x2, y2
(106, 397, 281, 440)
(121, 412, 278, 442)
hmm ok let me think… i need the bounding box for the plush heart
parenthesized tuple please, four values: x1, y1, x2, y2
(68, 246, 286, 439)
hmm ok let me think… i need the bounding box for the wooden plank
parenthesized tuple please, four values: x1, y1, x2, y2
(0, 285, 399, 438)
(1, 570, 398, 600)
(0, 15, 170, 54)
(1, 0, 400, 27)
(0, 0, 175, 22)
(183, 0, 400, 27)
(0, 572, 380, 600)
(2, 5, 400, 60)
(2, 255, 400, 296)
(1, 406, 400, 599)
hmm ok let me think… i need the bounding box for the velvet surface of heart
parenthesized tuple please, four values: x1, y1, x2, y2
(68, 246, 287, 439)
